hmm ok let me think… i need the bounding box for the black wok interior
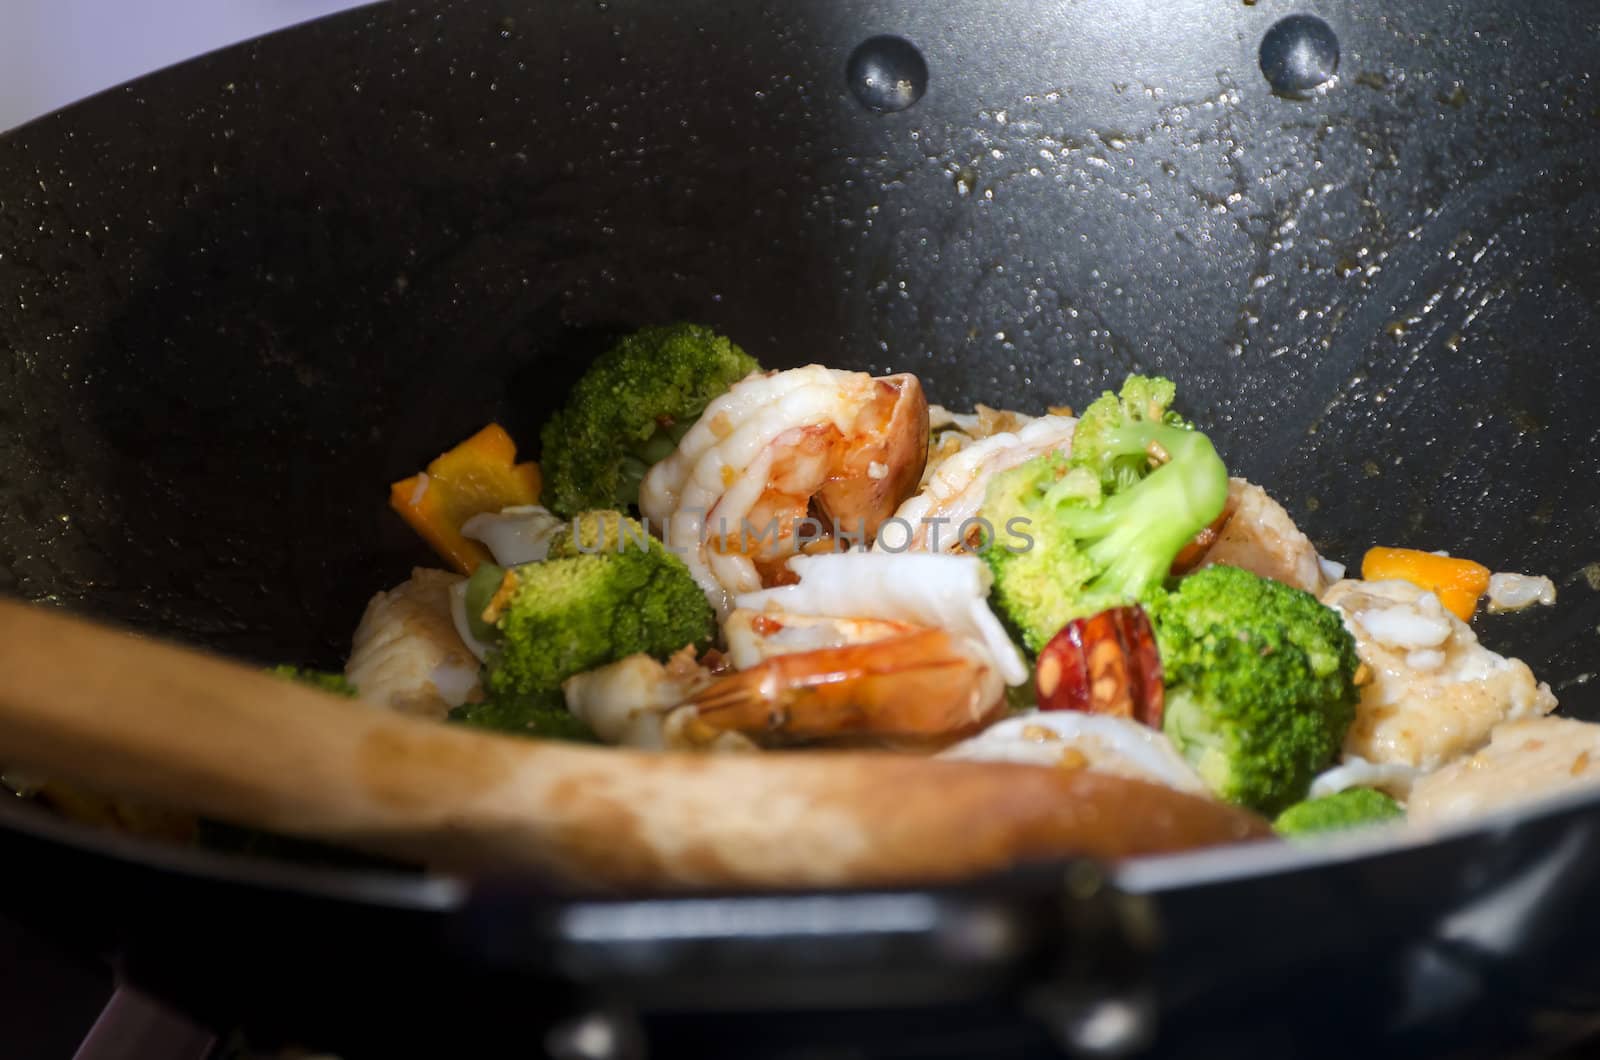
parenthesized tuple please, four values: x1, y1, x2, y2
(2, 0, 1597, 714)
(4, 3, 1600, 1056)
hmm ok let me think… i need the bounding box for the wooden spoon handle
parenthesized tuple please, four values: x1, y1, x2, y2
(0, 596, 474, 840)
(0, 598, 1270, 888)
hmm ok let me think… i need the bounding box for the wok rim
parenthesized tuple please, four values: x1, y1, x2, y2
(0, 791, 464, 911)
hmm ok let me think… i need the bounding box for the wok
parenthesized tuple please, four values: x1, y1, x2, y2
(2, 0, 1599, 1055)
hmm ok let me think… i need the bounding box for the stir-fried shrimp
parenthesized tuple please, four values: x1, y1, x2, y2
(689, 628, 1001, 741)
(1321, 577, 1557, 771)
(639, 365, 929, 616)
(736, 552, 1029, 686)
(345, 568, 482, 719)
(680, 552, 1025, 744)
(1180, 477, 1327, 594)
(723, 608, 921, 670)
(880, 414, 1077, 553)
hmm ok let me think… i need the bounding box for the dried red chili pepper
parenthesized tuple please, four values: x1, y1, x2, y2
(1034, 605, 1165, 728)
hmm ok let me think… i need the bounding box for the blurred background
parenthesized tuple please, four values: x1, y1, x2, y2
(1, 0, 373, 132)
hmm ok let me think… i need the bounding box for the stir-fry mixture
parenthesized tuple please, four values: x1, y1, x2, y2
(336, 323, 1572, 839)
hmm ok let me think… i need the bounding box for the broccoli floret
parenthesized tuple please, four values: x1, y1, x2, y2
(449, 694, 599, 742)
(1068, 374, 1189, 492)
(546, 509, 659, 559)
(1274, 789, 1404, 838)
(1150, 565, 1361, 815)
(453, 510, 715, 737)
(539, 323, 761, 515)
(980, 458, 1101, 651)
(268, 665, 357, 697)
(979, 375, 1229, 651)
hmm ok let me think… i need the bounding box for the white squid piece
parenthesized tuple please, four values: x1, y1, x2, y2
(345, 568, 483, 720)
(460, 504, 566, 567)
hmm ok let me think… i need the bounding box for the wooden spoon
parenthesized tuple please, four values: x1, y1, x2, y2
(0, 598, 1271, 889)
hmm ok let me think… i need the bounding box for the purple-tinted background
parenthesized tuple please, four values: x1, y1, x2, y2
(1, 1, 372, 132)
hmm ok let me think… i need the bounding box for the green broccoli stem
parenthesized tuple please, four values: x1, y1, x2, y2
(1055, 422, 1228, 600)
(463, 561, 507, 643)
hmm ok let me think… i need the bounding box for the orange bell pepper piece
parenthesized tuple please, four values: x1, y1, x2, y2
(389, 424, 542, 575)
(1361, 546, 1490, 622)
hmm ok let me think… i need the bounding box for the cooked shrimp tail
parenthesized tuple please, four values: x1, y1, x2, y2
(814, 372, 930, 541)
(688, 629, 1002, 739)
